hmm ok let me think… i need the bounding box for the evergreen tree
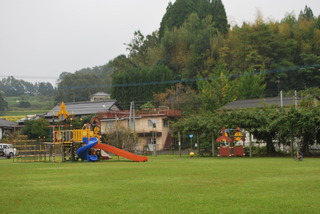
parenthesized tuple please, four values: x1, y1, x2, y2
(210, 0, 229, 34)
(0, 91, 8, 114)
(159, 0, 228, 39)
(299, 5, 314, 21)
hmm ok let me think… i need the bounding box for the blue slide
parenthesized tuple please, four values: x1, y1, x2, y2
(76, 137, 99, 162)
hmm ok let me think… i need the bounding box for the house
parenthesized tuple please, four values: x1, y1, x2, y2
(220, 96, 302, 110)
(0, 119, 19, 140)
(43, 100, 120, 122)
(97, 107, 181, 152)
(90, 92, 111, 101)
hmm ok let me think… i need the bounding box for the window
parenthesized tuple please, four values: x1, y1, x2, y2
(106, 121, 114, 129)
(163, 119, 169, 127)
(148, 119, 157, 128)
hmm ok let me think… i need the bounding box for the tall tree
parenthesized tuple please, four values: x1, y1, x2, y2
(210, 0, 229, 34)
(159, 0, 228, 39)
(236, 67, 266, 99)
(197, 61, 237, 111)
(0, 91, 8, 114)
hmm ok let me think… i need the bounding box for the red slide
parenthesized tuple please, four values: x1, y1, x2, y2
(94, 143, 148, 162)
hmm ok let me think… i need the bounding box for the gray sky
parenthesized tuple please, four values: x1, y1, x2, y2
(0, 0, 319, 86)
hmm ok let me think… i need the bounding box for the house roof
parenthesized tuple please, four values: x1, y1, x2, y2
(91, 92, 110, 97)
(44, 100, 119, 117)
(0, 119, 19, 128)
(220, 96, 301, 110)
(98, 108, 181, 120)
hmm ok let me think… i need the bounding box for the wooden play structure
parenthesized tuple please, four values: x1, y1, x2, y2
(216, 127, 246, 157)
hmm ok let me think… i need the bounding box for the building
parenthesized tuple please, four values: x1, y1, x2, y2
(90, 92, 111, 101)
(220, 96, 301, 110)
(43, 100, 120, 122)
(0, 119, 19, 140)
(97, 107, 181, 152)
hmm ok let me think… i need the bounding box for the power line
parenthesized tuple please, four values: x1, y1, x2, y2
(1, 64, 319, 90)
(60, 64, 320, 89)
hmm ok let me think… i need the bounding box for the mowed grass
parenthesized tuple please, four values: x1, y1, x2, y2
(1, 156, 319, 214)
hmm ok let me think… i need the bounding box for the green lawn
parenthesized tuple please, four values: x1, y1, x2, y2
(1, 156, 319, 213)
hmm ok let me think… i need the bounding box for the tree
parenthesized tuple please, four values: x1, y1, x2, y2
(153, 83, 198, 112)
(55, 64, 113, 103)
(299, 6, 314, 21)
(20, 118, 50, 139)
(111, 65, 174, 109)
(236, 67, 266, 99)
(159, 0, 228, 39)
(161, 13, 218, 81)
(38, 82, 55, 96)
(0, 91, 8, 114)
(196, 61, 237, 111)
(210, 0, 229, 34)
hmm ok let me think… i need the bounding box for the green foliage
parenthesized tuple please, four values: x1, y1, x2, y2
(197, 61, 237, 111)
(174, 104, 320, 155)
(0, 91, 8, 114)
(153, 83, 199, 113)
(236, 67, 266, 99)
(111, 65, 174, 109)
(0, 76, 55, 97)
(18, 101, 31, 108)
(55, 64, 113, 103)
(159, 0, 228, 38)
(20, 118, 50, 139)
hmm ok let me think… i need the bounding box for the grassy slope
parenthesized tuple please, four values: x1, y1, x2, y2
(1, 156, 319, 213)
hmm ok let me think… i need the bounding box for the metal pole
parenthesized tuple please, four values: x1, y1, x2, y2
(280, 91, 283, 108)
(249, 133, 252, 158)
(212, 132, 215, 158)
(197, 133, 200, 154)
(178, 131, 181, 157)
(294, 90, 298, 108)
(153, 127, 157, 157)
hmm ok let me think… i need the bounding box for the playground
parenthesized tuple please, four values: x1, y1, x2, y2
(11, 102, 148, 163)
(1, 156, 319, 213)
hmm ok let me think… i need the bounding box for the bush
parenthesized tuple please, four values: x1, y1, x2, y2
(19, 101, 31, 108)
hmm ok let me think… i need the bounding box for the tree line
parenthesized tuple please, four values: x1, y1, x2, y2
(109, 2, 320, 110)
(1, 1, 319, 111)
(174, 101, 320, 156)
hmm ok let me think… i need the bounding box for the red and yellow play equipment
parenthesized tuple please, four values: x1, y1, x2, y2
(51, 103, 148, 162)
(216, 127, 245, 157)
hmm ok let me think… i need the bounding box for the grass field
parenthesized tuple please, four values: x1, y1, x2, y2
(1, 156, 319, 214)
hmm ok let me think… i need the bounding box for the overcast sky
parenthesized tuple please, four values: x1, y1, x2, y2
(0, 0, 319, 86)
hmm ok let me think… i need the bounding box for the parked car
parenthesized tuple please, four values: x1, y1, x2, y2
(0, 144, 17, 158)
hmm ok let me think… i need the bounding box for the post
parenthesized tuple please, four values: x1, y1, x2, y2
(189, 134, 193, 150)
(280, 90, 283, 108)
(197, 133, 200, 154)
(249, 133, 252, 158)
(153, 123, 157, 157)
(178, 131, 181, 157)
(294, 90, 298, 108)
(212, 132, 215, 158)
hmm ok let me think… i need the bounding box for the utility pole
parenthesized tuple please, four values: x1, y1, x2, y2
(280, 91, 283, 108)
(212, 132, 215, 158)
(294, 90, 298, 108)
(178, 131, 181, 157)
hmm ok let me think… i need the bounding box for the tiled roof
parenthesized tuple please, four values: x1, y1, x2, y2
(0, 119, 19, 128)
(220, 96, 301, 110)
(44, 100, 119, 117)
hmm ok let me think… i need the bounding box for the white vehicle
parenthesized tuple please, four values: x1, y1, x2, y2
(0, 144, 17, 158)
